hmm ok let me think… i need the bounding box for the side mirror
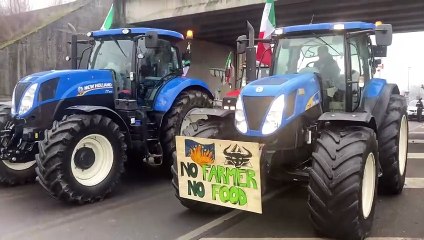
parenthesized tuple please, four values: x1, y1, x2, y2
(182, 51, 192, 67)
(145, 31, 159, 48)
(237, 35, 247, 54)
(375, 24, 392, 46)
(373, 58, 382, 68)
(372, 45, 387, 57)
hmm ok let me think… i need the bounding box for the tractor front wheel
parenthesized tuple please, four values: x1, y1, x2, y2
(35, 114, 126, 204)
(308, 126, 378, 240)
(0, 105, 36, 185)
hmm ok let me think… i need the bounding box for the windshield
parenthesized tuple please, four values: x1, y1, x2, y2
(89, 37, 132, 93)
(137, 39, 180, 81)
(273, 35, 345, 89)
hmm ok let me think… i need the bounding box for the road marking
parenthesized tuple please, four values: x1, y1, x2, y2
(407, 153, 424, 159)
(202, 238, 423, 240)
(177, 187, 290, 240)
(201, 238, 423, 240)
(408, 131, 424, 135)
(410, 123, 424, 131)
(405, 178, 424, 189)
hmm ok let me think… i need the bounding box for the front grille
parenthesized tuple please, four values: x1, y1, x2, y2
(243, 96, 274, 131)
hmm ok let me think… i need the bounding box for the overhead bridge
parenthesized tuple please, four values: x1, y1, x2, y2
(118, 0, 424, 46)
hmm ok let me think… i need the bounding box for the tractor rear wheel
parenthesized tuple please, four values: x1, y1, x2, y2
(35, 114, 126, 204)
(308, 126, 378, 240)
(378, 95, 408, 194)
(0, 105, 36, 185)
(161, 90, 212, 175)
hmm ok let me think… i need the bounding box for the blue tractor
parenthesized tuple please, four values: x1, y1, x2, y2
(173, 22, 408, 239)
(0, 28, 214, 203)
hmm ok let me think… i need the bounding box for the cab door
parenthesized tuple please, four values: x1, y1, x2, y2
(347, 34, 373, 111)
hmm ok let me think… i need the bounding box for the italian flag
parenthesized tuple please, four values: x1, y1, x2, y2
(101, 4, 114, 30)
(225, 52, 234, 85)
(256, 0, 276, 66)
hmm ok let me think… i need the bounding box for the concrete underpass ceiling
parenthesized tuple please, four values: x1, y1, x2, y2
(129, 0, 424, 46)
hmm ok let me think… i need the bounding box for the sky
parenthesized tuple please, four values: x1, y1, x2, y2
(29, 0, 76, 10)
(378, 31, 424, 94)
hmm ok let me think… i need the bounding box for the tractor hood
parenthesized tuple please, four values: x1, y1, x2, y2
(18, 69, 113, 85)
(237, 72, 321, 137)
(241, 73, 317, 97)
(13, 69, 114, 118)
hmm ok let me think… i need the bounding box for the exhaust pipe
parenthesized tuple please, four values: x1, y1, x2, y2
(245, 21, 256, 83)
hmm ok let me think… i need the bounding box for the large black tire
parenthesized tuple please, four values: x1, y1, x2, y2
(308, 126, 378, 240)
(35, 114, 126, 204)
(0, 105, 36, 185)
(378, 94, 408, 194)
(172, 118, 234, 213)
(161, 90, 212, 174)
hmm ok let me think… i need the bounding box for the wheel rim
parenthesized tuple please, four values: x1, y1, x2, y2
(180, 110, 208, 135)
(398, 115, 408, 176)
(362, 152, 376, 219)
(2, 160, 36, 171)
(71, 134, 114, 187)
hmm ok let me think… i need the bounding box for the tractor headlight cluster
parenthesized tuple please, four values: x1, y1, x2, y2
(235, 95, 248, 133)
(11, 87, 16, 116)
(261, 95, 285, 135)
(18, 83, 38, 115)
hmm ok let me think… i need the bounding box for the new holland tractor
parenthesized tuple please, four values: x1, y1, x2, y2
(173, 22, 408, 239)
(0, 27, 214, 203)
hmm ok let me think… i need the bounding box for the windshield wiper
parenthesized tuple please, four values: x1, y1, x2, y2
(312, 34, 341, 56)
(110, 37, 127, 58)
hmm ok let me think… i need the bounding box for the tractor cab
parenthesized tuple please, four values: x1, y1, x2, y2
(270, 22, 391, 113)
(77, 28, 187, 109)
(233, 21, 392, 136)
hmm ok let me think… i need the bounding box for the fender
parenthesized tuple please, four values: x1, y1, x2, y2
(65, 105, 131, 143)
(188, 108, 234, 118)
(318, 112, 377, 134)
(153, 77, 213, 112)
(360, 78, 399, 130)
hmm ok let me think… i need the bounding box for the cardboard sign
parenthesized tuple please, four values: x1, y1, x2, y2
(176, 136, 262, 214)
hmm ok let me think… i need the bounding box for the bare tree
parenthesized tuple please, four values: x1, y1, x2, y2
(0, 0, 32, 44)
(52, 0, 66, 6)
(2, 0, 30, 15)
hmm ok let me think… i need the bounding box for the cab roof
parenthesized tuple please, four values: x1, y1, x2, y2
(279, 21, 376, 34)
(91, 27, 184, 40)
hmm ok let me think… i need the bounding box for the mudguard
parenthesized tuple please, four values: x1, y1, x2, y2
(188, 108, 234, 118)
(153, 77, 213, 112)
(65, 105, 130, 141)
(360, 79, 399, 130)
(318, 112, 377, 133)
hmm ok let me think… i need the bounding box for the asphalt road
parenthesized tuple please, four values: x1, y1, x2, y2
(0, 121, 423, 240)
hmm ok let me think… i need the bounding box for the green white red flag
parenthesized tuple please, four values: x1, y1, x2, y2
(225, 52, 234, 84)
(256, 0, 276, 66)
(101, 4, 114, 30)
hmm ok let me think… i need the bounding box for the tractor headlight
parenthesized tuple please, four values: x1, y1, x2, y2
(18, 83, 38, 115)
(262, 95, 285, 135)
(11, 87, 16, 116)
(235, 95, 247, 133)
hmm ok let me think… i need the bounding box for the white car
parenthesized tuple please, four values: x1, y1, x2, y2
(408, 100, 418, 119)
